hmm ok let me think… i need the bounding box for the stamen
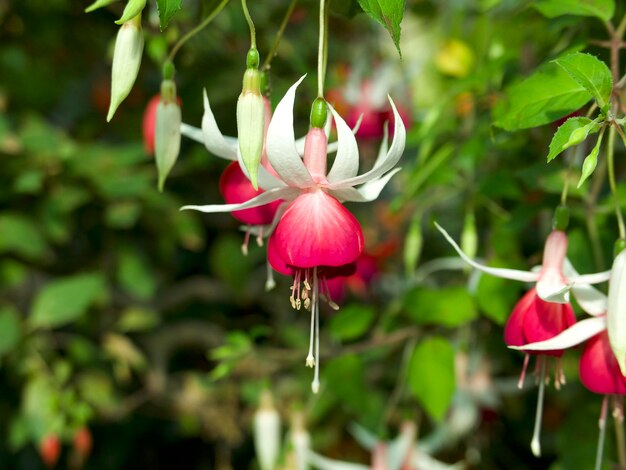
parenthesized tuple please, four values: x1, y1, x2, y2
(306, 272, 316, 368)
(265, 260, 276, 291)
(241, 227, 251, 255)
(311, 267, 320, 394)
(553, 358, 565, 390)
(594, 396, 608, 470)
(256, 226, 264, 247)
(530, 358, 547, 457)
(518, 354, 530, 389)
(322, 276, 340, 311)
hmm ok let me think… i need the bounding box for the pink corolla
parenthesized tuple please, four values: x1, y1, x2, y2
(182, 76, 406, 392)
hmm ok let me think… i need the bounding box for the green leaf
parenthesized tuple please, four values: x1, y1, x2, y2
(577, 132, 603, 187)
(0, 214, 47, 260)
(30, 273, 105, 328)
(156, 0, 183, 31)
(85, 0, 120, 13)
(117, 249, 156, 300)
(329, 304, 376, 341)
(0, 306, 21, 356)
(117, 307, 159, 332)
(408, 337, 455, 421)
(357, 0, 405, 55)
(404, 287, 477, 327)
(493, 62, 592, 131)
(553, 53, 612, 111)
(116, 0, 147, 24)
(534, 0, 615, 21)
(547, 117, 601, 162)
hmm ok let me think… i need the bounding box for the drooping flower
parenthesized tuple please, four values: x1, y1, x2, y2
(39, 434, 61, 469)
(182, 76, 406, 392)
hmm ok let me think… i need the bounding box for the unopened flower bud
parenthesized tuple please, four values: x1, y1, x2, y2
(607, 249, 626, 375)
(289, 411, 310, 470)
(254, 390, 281, 470)
(73, 427, 93, 460)
(39, 434, 61, 469)
(107, 14, 144, 122)
(155, 79, 181, 191)
(237, 63, 264, 190)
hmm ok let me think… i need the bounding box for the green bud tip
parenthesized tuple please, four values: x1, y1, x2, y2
(247, 48, 260, 69)
(310, 98, 327, 129)
(552, 205, 569, 231)
(162, 61, 175, 80)
(614, 239, 626, 257)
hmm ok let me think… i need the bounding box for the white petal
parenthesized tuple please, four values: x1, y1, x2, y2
(608, 250, 626, 375)
(563, 258, 607, 316)
(374, 124, 390, 169)
(510, 316, 606, 351)
(304, 450, 369, 470)
(236, 148, 286, 191)
(328, 168, 401, 202)
(326, 104, 360, 182)
(180, 123, 204, 143)
(435, 223, 539, 283)
(201, 89, 238, 160)
(326, 96, 405, 189)
(413, 451, 465, 470)
(181, 187, 298, 213)
(266, 76, 315, 188)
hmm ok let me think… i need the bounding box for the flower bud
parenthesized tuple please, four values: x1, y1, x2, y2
(39, 434, 61, 469)
(607, 249, 626, 375)
(289, 411, 310, 470)
(237, 66, 265, 190)
(155, 79, 181, 191)
(253, 390, 281, 470)
(107, 14, 144, 122)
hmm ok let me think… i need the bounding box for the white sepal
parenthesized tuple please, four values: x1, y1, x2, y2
(304, 450, 369, 470)
(435, 223, 538, 283)
(107, 17, 144, 122)
(326, 104, 359, 182)
(510, 316, 606, 351)
(608, 250, 626, 375)
(181, 187, 298, 213)
(201, 89, 238, 160)
(563, 258, 608, 316)
(266, 76, 315, 189)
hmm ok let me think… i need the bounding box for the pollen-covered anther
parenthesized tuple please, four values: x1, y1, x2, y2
(306, 355, 315, 367)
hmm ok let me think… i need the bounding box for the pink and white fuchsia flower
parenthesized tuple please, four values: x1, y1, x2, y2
(182, 76, 406, 392)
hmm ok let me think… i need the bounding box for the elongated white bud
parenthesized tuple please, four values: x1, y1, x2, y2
(289, 411, 310, 470)
(254, 390, 281, 470)
(607, 249, 626, 375)
(155, 80, 181, 191)
(237, 67, 265, 190)
(107, 14, 144, 122)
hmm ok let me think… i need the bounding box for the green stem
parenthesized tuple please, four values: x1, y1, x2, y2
(607, 125, 626, 239)
(167, 0, 230, 63)
(317, 0, 327, 97)
(241, 0, 256, 48)
(261, 0, 298, 71)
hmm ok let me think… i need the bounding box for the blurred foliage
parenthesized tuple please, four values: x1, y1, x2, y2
(1, 0, 626, 469)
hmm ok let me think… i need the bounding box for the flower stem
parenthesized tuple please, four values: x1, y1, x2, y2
(241, 0, 256, 49)
(595, 396, 608, 470)
(614, 396, 626, 469)
(317, 0, 327, 98)
(261, 0, 298, 72)
(530, 358, 547, 457)
(607, 125, 626, 239)
(167, 0, 230, 63)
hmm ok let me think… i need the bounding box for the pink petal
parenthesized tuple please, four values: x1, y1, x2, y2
(219, 162, 282, 225)
(504, 289, 536, 347)
(142, 95, 160, 154)
(272, 190, 364, 268)
(267, 233, 294, 276)
(580, 331, 626, 395)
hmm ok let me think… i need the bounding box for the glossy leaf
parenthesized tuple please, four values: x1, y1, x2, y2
(329, 304, 376, 341)
(357, 0, 405, 55)
(534, 0, 615, 21)
(404, 286, 477, 327)
(0, 214, 48, 261)
(408, 337, 455, 421)
(155, 0, 183, 31)
(553, 53, 612, 111)
(30, 273, 105, 328)
(547, 116, 600, 162)
(494, 63, 592, 131)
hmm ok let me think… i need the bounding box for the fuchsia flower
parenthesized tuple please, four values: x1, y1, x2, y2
(182, 76, 406, 392)
(436, 224, 611, 455)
